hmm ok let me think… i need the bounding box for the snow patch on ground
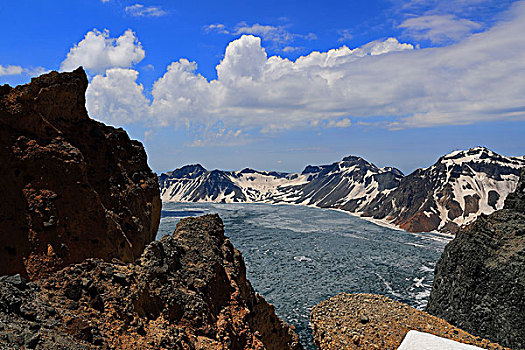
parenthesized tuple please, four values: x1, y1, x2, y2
(398, 331, 485, 350)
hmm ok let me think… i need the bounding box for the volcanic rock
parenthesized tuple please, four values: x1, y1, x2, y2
(310, 293, 507, 350)
(0, 68, 161, 279)
(426, 169, 525, 349)
(0, 214, 302, 350)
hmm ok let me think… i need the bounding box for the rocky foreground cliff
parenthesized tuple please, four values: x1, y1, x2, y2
(310, 293, 508, 350)
(0, 214, 302, 349)
(0, 68, 161, 279)
(426, 169, 525, 349)
(0, 69, 302, 349)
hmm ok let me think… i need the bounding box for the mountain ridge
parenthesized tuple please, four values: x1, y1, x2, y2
(159, 147, 525, 234)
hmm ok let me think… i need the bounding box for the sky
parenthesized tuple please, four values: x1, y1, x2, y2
(1, 0, 524, 174)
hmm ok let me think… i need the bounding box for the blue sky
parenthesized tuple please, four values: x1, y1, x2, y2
(1, 0, 524, 174)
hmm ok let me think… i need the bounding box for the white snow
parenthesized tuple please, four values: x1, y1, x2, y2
(440, 147, 525, 169)
(426, 148, 525, 231)
(449, 172, 520, 227)
(397, 331, 485, 350)
(230, 171, 310, 202)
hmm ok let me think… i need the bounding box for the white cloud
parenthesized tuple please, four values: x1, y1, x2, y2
(148, 35, 414, 132)
(233, 23, 295, 44)
(0, 65, 48, 77)
(398, 0, 504, 17)
(24, 66, 48, 76)
(0, 65, 23, 76)
(204, 24, 229, 34)
(327, 118, 352, 128)
(141, 64, 155, 71)
(400, 14, 482, 43)
(338, 29, 353, 43)
(205, 22, 316, 49)
(282, 46, 303, 53)
(61, 29, 145, 74)
(87, 1, 525, 135)
(86, 68, 150, 125)
(125, 4, 168, 17)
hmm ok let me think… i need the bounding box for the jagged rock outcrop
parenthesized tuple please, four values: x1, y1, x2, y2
(0, 68, 161, 279)
(310, 293, 508, 350)
(0, 214, 302, 350)
(426, 169, 525, 349)
(160, 147, 525, 234)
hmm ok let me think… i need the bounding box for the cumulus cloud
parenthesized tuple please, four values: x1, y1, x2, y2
(61, 29, 145, 74)
(148, 35, 414, 132)
(125, 4, 168, 17)
(400, 14, 482, 43)
(86, 68, 150, 125)
(87, 1, 525, 135)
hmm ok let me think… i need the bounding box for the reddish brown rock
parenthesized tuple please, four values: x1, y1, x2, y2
(0, 214, 303, 350)
(398, 211, 441, 233)
(0, 68, 161, 279)
(310, 293, 508, 350)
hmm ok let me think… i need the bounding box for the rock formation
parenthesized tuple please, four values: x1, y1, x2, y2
(426, 169, 525, 349)
(310, 293, 508, 350)
(0, 214, 302, 350)
(0, 68, 161, 279)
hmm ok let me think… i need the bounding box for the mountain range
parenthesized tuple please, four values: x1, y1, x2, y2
(159, 147, 525, 233)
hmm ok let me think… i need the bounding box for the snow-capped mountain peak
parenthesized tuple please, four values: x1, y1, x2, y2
(160, 148, 525, 234)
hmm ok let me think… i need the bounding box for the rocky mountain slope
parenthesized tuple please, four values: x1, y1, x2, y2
(159, 156, 404, 207)
(361, 147, 525, 233)
(160, 147, 525, 233)
(0, 68, 303, 349)
(0, 68, 161, 279)
(310, 293, 508, 350)
(0, 215, 303, 349)
(426, 169, 525, 349)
